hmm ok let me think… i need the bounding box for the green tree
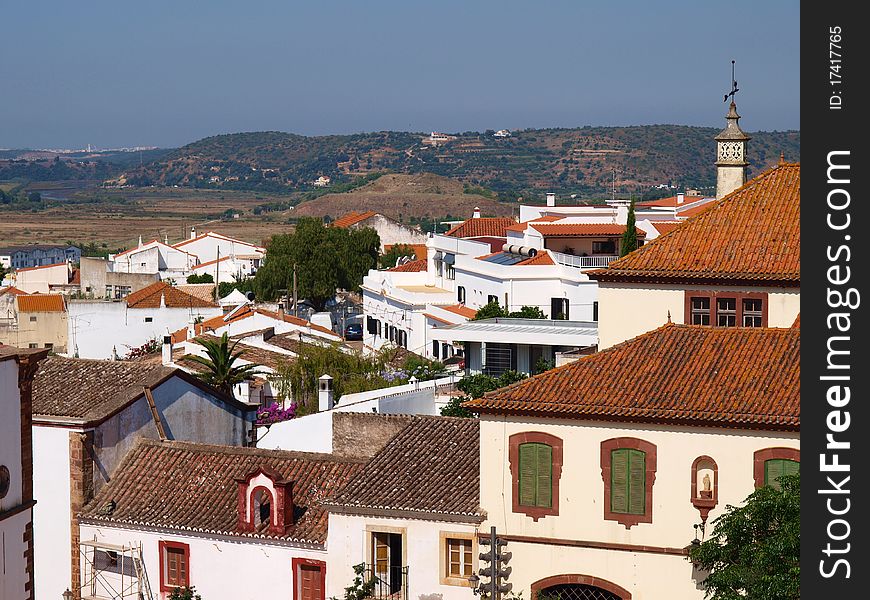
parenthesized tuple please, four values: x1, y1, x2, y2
(472, 303, 547, 321)
(688, 473, 799, 600)
(169, 586, 201, 600)
(186, 273, 214, 284)
(511, 305, 546, 319)
(185, 333, 263, 396)
(379, 243, 417, 269)
(253, 218, 379, 310)
(441, 371, 527, 418)
(619, 197, 638, 257)
(472, 301, 506, 320)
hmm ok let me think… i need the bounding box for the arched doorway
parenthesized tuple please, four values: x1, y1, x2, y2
(531, 575, 632, 600)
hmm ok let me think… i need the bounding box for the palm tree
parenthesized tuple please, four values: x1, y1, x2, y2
(186, 332, 262, 396)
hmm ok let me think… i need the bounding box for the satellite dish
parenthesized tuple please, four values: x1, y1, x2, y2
(245, 291, 255, 301)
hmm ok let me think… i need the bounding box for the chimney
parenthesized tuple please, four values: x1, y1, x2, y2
(279, 481, 295, 529)
(162, 334, 173, 366)
(472, 207, 481, 219)
(138, 235, 143, 248)
(187, 318, 196, 340)
(318, 374, 334, 411)
(190, 226, 196, 240)
(277, 304, 285, 320)
(677, 193, 685, 205)
(546, 193, 556, 207)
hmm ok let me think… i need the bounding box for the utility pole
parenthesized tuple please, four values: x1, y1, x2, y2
(215, 247, 220, 300)
(292, 264, 298, 317)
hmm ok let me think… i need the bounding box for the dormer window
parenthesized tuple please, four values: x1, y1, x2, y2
(236, 467, 294, 536)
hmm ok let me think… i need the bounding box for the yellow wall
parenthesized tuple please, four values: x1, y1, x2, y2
(597, 283, 800, 349)
(479, 415, 799, 599)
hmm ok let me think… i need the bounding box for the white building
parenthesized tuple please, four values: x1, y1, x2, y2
(68, 281, 222, 359)
(331, 211, 428, 252)
(12, 262, 75, 294)
(31, 356, 257, 600)
(172, 228, 265, 273)
(324, 416, 483, 600)
(78, 439, 365, 600)
(109, 239, 198, 277)
(0, 347, 47, 600)
(464, 323, 800, 600)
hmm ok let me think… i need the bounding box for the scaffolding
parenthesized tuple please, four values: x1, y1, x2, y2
(79, 538, 153, 600)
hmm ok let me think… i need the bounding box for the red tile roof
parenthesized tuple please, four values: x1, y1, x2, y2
(80, 439, 366, 544)
(517, 252, 556, 266)
(464, 324, 800, 431)
(191, 256, 231, 270)
(445, 217, 516, 239)
(332, 211, 378, 228)
(504, 216, 563, 233)
(441, 304, 477, 319)
(15, 262, 66, 273)
(649, 221, 683, 236)
(386, 259, 428, 272)
(792, 313, 800, 328)
(637, 194, 705, 208)
(530, 223, 645, 238)
(0, 286, 28, 296)
(125, 281, 218, 309)
(326, 416, 482, 521)
(384, 244, 428, 261)
(591, 164, 800, 285)
(16, 294, 65, 312)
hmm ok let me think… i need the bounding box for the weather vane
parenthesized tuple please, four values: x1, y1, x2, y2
(724, 60, 738, 103)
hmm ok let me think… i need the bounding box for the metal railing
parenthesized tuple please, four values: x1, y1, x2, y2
(550, 252, 618, 269)
(364, 564, 409, 600)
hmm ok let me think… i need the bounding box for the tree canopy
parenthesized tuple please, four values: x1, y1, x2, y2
(186, 333, 263, 396)
(379, 243, 417, 269)
(688, 473, 799, 600)
(440, 371, 527, 417)
(472, 301, 547, 321)
(253, 217, 379, 310)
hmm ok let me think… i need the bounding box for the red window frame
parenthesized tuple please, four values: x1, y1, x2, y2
(753, 447, 800, 489)
(600, 438, 657, 529)
(158, 540, 190, 592)
(293, 558, 327, 600)
(683, 291, 768, 328)
(508, 432, 563, 521)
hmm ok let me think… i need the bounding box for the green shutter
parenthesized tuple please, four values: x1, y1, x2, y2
(536, 444, 553, 508)
(518, 443, 537, 506)
(611, 449, 629, 513)
(766, 459, 799, 489)
(627, 449, 646, 515)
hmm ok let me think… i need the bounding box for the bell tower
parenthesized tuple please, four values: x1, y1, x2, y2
(715, 61, 750, 199)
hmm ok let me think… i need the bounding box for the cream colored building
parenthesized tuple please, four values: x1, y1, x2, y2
(590, 161, 800, 349)
(0, 294, 68, 353)
(464, 323, 800, 600)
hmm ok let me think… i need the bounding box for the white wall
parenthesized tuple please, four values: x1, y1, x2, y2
(32, 425, 74, 600)
(479, 415, 800, 599)
(360, 216, 427, 252)
(68, 300, 222, 359)
(0, 510, 31, 600)
(175, 234, 265, 264)
(327, 513, 479, 600)
(14, 263, 69, 294)
(79, 524, 325, 600)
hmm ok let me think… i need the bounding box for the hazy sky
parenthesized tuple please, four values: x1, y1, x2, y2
(1, 1, 799, 149)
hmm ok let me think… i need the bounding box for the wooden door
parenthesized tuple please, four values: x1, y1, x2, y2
(298, 563, 323, 600)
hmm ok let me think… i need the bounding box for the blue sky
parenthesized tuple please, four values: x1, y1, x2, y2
(0, 1, 799, 149)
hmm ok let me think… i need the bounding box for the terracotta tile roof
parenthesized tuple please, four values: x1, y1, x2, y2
(445, 217, 516, 239)
(175, 283, 216, 304)
(70, 268, 81, 285)
(80, 439, 366, 544)
(649, 221, 683, 236)
(326, 416, 482, 521)
(125, 281, 218, 309)
(530, 223, 645, 238)
(32, 357, 175, 421)
(191, 256, 230, 270)
(792, 313, 800, 328)
(590, 164, 800, 285)
(256, 309, 339, 338)
(676, 203, 717, 218)
(517, 252, 556, 266)
(423, 313, 453, 325)
(637, 194, 705, 208)
(15, 262, 66, 273)
(464, 324, 800, 431)
(441, 304, 477, 319)
(504, 216, 563, 233)
(386, 259, 428, 272)
(16, 294, 66, 312)
(189, 306, 337, 341)
(383, 244, 428, 261)
(178, 335, 292, 371)
(0, 286, 29, 296)
(332, 211, 378, 228)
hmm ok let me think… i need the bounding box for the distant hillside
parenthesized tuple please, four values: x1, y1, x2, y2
(291, 173, 515, 221)
(0, 148, 170, 182)
(124, 125, 799, 199)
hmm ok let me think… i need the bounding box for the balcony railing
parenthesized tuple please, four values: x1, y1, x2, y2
(550, 252, 618, 269)
(364, 564, 409, 600)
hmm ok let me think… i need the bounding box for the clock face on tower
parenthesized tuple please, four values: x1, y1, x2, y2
(718, 141, 744, 162)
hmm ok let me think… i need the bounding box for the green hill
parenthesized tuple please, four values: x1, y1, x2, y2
(123, 125, 799, 199)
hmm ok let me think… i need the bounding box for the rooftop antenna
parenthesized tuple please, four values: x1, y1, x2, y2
(611, 169, 617, 203)
(724, 60, 739, 103)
